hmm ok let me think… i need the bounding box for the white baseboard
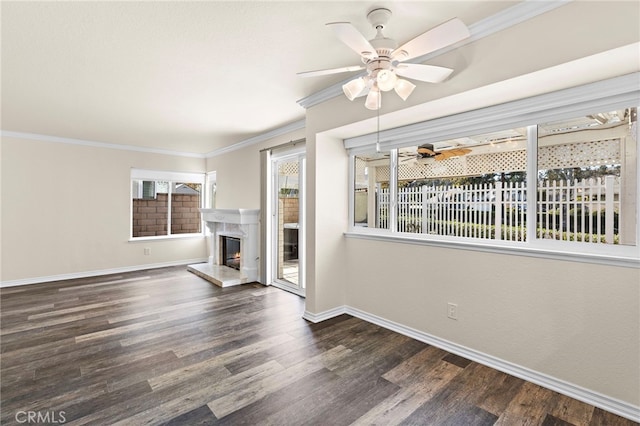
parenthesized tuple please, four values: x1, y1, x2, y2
(0, 258, 209, 288)
(302, 306, 346, 323)
(306, 305, 640, 423)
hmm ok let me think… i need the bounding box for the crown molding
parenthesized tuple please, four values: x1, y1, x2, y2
(1, 119, 306, 159)
(205, 119, 305, 158)
(0, 130, 206, 158)
(296, 0, 571, 109)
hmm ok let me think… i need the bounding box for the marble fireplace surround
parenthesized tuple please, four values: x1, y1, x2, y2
(188, 208, 260, 287)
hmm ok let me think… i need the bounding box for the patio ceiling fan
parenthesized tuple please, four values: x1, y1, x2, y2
(298, 8, 470, 110)
(417, 143, 472, 161)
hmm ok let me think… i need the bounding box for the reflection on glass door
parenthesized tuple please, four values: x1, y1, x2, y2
(272, 152, 305, 295)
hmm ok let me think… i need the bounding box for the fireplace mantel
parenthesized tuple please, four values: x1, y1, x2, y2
(200, 208, 259, 225)
(188, 208, 260, 287)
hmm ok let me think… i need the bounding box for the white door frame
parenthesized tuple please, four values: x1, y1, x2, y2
(269, 147, 305, 296)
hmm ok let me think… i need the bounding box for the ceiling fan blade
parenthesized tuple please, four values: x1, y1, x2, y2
(435, 147, 472, 161)
(395, 63, 454, 83)
(297, 65, 365, 78)
(417, 145, 437, 157)
(326, 22, 378, 59)
(392, 18, 470, 62)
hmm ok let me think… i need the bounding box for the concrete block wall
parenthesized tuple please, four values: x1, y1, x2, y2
(170, 194, 201, 234)
(282, 197, 299, 223)
(132, 194, 200, 237)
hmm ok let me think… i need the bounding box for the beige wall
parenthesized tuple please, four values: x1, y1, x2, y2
(0, 136, 208, 283)
(304, 131, 349, 314)
(206, 127, 305, 210)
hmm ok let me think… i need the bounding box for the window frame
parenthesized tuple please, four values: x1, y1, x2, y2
(206, 171, 217, 209)
(346, 74, 640, 267)
(130, 168, 205, 241)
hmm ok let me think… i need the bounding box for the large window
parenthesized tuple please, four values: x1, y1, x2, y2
(131, 169, 204, 239)
(347, 75, 639, 263)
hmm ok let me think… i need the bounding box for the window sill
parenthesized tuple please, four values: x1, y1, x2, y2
(129, 233, 205, 242)
(344, 230, 640, 269)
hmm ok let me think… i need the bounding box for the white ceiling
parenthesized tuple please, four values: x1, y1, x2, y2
(1, 1, 638, 156)
(1, 1, 517, 154)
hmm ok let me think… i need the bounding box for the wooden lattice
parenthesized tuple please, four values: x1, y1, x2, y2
(538, 139, 620, 169)
(278, 161, 299, 176)
(370, 139, 621, 182)
(355, 156, 368, 185)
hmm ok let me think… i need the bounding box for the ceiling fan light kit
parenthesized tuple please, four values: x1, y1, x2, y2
(375, 69, 397, 91)
(394, 79, 416, 101)
(342, 77, 368, 101)
(365, 86, 381, 110)
(299, 7, 470, 110)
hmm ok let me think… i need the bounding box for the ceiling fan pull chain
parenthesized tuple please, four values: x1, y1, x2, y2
(376, 105, 381, 153)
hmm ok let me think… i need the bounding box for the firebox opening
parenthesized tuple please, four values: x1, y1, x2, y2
(221, 236, 241, 270)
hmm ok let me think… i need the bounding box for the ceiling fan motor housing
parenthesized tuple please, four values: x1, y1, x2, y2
(364, 7, 398, 83)
(418, 143, 437, 157)
(370, 37, 397, 57)
(367, 8, 392, 29)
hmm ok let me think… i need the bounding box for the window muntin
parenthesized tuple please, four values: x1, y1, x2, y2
(537, 108, 637, 246)
(354, 151, 391, 230)
(131, 170, 204, 239)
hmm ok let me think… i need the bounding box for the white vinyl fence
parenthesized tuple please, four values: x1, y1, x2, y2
(378, 176, 619, 244)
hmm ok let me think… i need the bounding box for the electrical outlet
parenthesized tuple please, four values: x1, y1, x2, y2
(144, 247, 150, 255)
(447, 303, 458, 320)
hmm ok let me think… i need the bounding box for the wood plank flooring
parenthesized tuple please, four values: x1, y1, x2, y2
(1, 266, 637, 425)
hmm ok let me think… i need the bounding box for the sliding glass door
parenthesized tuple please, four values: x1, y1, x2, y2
(271, 149, 305, 295)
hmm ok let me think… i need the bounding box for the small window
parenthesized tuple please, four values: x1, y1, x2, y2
(354, 151, 391, 230)
(206, 171, 217, 208)
(131, 170, 204, 239)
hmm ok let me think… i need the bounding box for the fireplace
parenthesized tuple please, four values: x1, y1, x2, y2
(187, 208, 260, 287)
(221, 236, 241, 270)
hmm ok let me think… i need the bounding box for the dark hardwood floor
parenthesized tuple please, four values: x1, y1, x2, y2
(1, 266, 637, 425)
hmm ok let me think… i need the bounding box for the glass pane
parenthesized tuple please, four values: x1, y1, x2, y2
(537, 107, 637, 246)
(354, 151, 391, 229)
(171, 182, 202, 235)
(395, 128, 527, 241)
(277, 158, 300, 286)
(132, 179, 169, 237)
(208, 181, 216, 208)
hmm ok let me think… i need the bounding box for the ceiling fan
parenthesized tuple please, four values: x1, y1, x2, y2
(418, 143, 472, 161)
(298, 8, 470, 110)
